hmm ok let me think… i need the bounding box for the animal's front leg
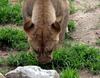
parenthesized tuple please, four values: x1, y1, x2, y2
(28, 38, 33, 53)
(59, 12, 69, 44)
(29, 46, 33, 52)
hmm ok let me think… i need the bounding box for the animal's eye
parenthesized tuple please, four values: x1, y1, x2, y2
(29, 23, 34, 29)
(24, 21, 34, 32)
(51, 21, 61, 32)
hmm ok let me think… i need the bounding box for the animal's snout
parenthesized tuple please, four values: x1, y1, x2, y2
(37, 53, 52, 64)
(34, 48, 53, 63)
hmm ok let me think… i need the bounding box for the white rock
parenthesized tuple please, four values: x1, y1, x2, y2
(5, 66, 60, 78)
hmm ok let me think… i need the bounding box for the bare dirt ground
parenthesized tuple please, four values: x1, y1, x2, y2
(70, 0, 100, 46)
(80, 70, 100, 78)
(70, 0, 100, 78)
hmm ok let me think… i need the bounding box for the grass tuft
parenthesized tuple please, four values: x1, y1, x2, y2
(7, 52, 37, 66)
(68, 20, 76, 32)
(60, 68, 79, 78)
(68, 0, 77, 14)
(0, 27, 29, 51)
(0, 0, 22, 25)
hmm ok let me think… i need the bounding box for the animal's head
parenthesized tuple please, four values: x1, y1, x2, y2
(23, 0, 61, 63)
(24, 17, 61, 63)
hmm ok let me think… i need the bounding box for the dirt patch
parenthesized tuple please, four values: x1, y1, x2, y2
(0, 51, 8, 57)
(80, 70, 100, 78)
(74, 0, 100, 12)
(70, 0, 100, 46)
(70, 0, 100, 78)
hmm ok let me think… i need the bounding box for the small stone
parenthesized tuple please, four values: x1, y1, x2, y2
(5, 66, 60, 78)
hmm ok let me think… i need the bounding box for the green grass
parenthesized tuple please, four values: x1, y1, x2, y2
(68, 20, 76, 32)
(68, 0, 77, 14)
(0, 0, 22, 25)
(65, 20, 76, 40)
(60, 68, 79, 78)
(0, 27, 29, 51)
(7, 52, 37, 66)
(53, 43, 100, 71)
(5, 41, 100, 74)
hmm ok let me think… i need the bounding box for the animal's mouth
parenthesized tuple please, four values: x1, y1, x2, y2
(37, 54, 52, 64)
(34, 50, 53, 63)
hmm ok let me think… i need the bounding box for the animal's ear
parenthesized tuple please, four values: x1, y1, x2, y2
(24, 17, 34, 32)
(51, 21, 61, 32)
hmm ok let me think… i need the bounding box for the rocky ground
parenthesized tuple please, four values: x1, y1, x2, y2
(70, 0, 100, 46)
(71, 0, 100, 78)
(80, 70, 100, 78)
